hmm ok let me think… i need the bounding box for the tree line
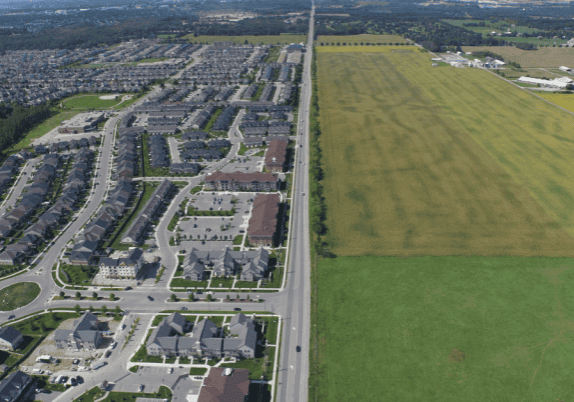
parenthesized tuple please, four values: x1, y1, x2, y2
(0, 102, 52, 159)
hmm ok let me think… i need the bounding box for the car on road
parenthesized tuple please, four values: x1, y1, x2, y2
(111, 341, 117, 349)
(139, 385, 145, 392)
(296, 346, 302, 352)
(8, 315, 15, 319)
(180, 307, 188, 310)
(76, 376, 84, 384)
(302, 192, 305, 196)
(124, 286, 132, 290)
(167, 368, 173, 374)
(234, 308, 242, 311)
(148, 296, 154, 301)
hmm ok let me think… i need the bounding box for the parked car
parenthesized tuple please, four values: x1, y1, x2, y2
(167, 368, 173, 374)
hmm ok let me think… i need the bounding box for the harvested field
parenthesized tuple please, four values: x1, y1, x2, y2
(462, 46, 574, 68)
(313, 256, 574, 402)
(316, 45, 421, 53)
(316, 34, 408, 45)
(532, 92, 574, 113)
(317, 51, 574, 256)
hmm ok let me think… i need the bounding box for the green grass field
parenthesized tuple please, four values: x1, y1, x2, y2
(183, 34, 306, 45)
(63, 94, 124, 109)
(0, 282, 41, 311)
(316, 34, 408, 45)
(5, 110, 79, 154)
(463, 46, 574, 68)
(313, 256, 574, 402)
(317, 51, 574, 257)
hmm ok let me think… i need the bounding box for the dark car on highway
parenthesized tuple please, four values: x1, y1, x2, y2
(296, 346, 301, 352)
(147, 296, 154, 301)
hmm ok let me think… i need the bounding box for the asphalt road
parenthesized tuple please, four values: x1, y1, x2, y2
(275, 4, 314, 402)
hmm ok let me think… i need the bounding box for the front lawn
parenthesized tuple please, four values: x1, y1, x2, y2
(130, 346, 163, 363)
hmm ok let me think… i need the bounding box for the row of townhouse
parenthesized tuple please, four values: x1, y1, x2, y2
(191, 104, 218, 129)
(120, 180, 174, 245)
(278, 83, 294, 105)
(213, 86, 236, 102)
(98, 248, 145, 279)
(182, 247, 269, 281)
(242, 83, 258, 100)
(0, 155, 22, 200)
(181, 139, 231, 151)
(259, 83, 275, 102)
(116, 128, 144, 180)
(34, 136, 97, 155)
(240, 120, 291, 137)
(212, 105, 236, 132)
(204, 172, 279, 192)
(0, 153, 60, 239)
(0, 150, 94, 264)
(70, 178, 134, 265)
(278, 65, 292, 82)
(149, 134, 170, 168)
(146, 312, 257, 360)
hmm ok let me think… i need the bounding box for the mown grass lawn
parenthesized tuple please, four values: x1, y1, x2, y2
(317, 51, 574, 257)
(0, 282, 41, 311)
(63, 95, 123, 109)
(10, 312, 79, 335)
(313, 256, 574, 402)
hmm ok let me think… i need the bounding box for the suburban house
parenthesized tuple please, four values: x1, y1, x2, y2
(146, 313, 257, 360)
(0, 327, 23, 351)
(0, 371, 32, 402)
(182, 248, 269, 280)
(98, 248, 145, 279)
(197, 368, 250, 402)
(204, 172, 279, 192)
(54, 312, 102, 350)
(248, 194, 280, 246)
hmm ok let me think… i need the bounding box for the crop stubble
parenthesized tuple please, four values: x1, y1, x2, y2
(317, 51, 574, 256)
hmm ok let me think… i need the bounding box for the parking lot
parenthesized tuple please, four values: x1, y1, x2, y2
(178, 193, 254, 243)
(219, 155, 264, 173)
(109, 366, 197, 396)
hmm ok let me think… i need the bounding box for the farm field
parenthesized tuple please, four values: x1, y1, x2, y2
(182, 34, 306, 45)
(316, 45, 421, 53)
(533, 92, 574, 113)
(316, 34, 408, 45)
(312, 256, 574, 402)
(463, 46, 574, 68)
(445, 19, 566, 46)
(316, 51, 574, 257)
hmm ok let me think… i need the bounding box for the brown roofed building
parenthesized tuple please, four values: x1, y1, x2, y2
(248, 194, 280, 246)
(198, 367, 250, 402)
(205, 172, 279, 192)
(264, 139, 287, 173)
